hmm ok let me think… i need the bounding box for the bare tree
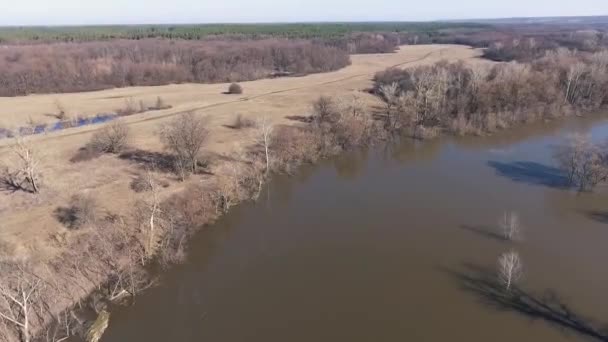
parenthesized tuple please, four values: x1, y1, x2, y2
(554, 134, 608, 192)
(145, 171, 161, 258)
(498, 251, 523, 291)
(0, 263, 43, 342)
(499, 211, 522, 241)
(337, 94, 366, 118)
(312, 96, 339, 124)
(255, 116, 274, 173)
(554, 134, 588, 185)
(159, 112, 209, 178)
(42, 310, 75, 342)
(2, 136, 42, 193)
(379, 83, 399, 130)
(564, 63, 587, 104)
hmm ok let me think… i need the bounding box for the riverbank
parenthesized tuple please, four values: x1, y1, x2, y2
(0, 45, 483, 341)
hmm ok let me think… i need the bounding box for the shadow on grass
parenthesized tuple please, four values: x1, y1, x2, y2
(119, 149, 175, 173)
(487, 161, 569, 189)
(285, 115, 313, 123)
(444, 263, 608, 341)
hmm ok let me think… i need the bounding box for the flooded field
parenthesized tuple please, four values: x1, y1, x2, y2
(102, 115, 608, 342)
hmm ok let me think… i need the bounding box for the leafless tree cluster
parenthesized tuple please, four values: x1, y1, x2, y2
(373, 50, 608, 137)
(0, 39, 350, 96)
(0, 262, 43, 342)
(159, 112, 209, 180)
(553, 134, 608, 192)
(270, 95, 381, 173)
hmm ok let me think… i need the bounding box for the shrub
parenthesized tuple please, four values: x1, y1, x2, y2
(231, 114, 255, 129)
(116, 98, 138, 116)
(55, 193, 99, 229)
(90, 121, 130, 154)
(152, 96, 171, 110)
(228, 83, 243, 94)
(130, 173, 153, 193)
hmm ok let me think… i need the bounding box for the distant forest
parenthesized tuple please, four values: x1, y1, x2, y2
(0, 22, 490, 43)
(1, 19, 608, 96)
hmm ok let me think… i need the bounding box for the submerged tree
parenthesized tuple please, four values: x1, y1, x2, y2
(499, 211, 522, 241)
(554, 134, 608, 192)
(498, 251, 523, 291)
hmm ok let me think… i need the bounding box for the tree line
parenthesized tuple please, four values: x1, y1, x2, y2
(0, 39, 350, 96)
(373, 48, 608, 137)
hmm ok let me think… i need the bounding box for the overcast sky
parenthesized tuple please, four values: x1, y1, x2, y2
(2, 0, 608, 26)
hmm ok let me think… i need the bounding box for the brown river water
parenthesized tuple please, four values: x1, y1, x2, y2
(101, 115, 608, 342)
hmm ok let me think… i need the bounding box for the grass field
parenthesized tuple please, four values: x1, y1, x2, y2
(0, 45, 483, 260)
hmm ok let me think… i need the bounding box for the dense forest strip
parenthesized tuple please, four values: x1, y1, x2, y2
(0, 39, 351, 96)
(0, 22, 490, 43)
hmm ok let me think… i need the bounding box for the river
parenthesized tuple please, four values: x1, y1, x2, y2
(101, 115, 608, 342)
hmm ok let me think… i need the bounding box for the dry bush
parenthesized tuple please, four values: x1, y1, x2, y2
(53, 99, 67, 120)
(130, 173, 153, 193)
(230, 114, 255, 129)
(89, 121, 130, 154)
(227, 83, 243, 94)
(130, 172, 170, 193)
(152, 183, 218, 266)
(159, 112, 209, 179)
(271, 126, 323, 173)
(55, 194, 100, 229)
(115, 98, 138, 116)
(151, 96, 171, 110)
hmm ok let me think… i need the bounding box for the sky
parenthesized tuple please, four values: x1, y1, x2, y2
(1, 0, 608, 26)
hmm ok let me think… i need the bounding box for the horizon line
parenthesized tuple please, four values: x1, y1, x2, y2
(1, 14, 608, 28)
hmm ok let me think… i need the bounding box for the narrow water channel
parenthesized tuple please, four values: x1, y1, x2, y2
(102, 115, 608, 342)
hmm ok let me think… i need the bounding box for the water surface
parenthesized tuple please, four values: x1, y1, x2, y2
(103, 115, 608, 342)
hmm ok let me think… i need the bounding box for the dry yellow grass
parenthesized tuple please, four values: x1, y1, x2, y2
(0, 45, 482, 260)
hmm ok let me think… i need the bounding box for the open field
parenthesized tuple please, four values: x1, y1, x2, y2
(0, 44, 482, 260)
